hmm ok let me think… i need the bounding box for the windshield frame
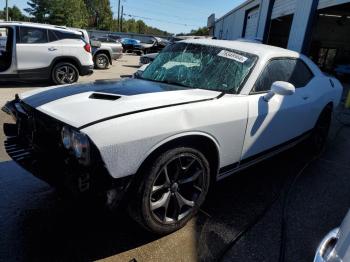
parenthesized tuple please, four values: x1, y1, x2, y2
(140, 42, 259, 94)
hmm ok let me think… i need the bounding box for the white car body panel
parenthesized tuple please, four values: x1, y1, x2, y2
(16, 42, 62, 70)
(83, 95, 249, 178)
(12, 39, 343, 180)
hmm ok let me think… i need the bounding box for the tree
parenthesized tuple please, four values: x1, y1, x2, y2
(49, 0, 88, 28)
(177, 27, 209, 36)
(25, 0, 51, 23)
(84, 0, 114, 30)
(0, 5, 27, 21)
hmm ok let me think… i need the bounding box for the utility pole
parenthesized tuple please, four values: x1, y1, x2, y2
(117, 0, 121, 32)
(5, 0, 9, 21)
(120, 6, 124, 32)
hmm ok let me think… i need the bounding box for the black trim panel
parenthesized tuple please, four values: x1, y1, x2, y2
(218, 129, 312, 176)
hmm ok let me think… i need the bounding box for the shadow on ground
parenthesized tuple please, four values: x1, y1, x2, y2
(0, 80, 53, 88)
(0, 141, 319, 262)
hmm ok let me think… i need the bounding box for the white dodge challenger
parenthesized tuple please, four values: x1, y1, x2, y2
(3, 39, 343, 234)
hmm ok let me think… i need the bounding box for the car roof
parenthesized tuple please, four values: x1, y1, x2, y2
(0, 21, 81, 35)
(181, 39, 300, 59)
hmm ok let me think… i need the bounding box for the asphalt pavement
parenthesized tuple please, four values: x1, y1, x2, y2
(1, 56, 350, 262)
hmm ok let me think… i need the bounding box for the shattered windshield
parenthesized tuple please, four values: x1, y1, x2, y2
(141, 42, 257, 93)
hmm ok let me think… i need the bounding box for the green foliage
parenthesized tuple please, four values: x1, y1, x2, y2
(20, 0, 171, 35)
(0, 5, 28, 21)
(122, 19, 171, 36)
(84, 0, 114, 30)
(25, 0, 51, 23)
(49, 0, 88, 28)
(177, 27, 209, 36)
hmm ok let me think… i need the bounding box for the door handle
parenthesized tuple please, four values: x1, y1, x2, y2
(48, 47, 57, 51)
(302, 96, 310, 100)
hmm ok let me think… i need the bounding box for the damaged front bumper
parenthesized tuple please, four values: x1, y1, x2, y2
(2, 99, 132, 203)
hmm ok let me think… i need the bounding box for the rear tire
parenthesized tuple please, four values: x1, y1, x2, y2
(128, 147, 210, 235)
(94, 53, 110, 69)
(51, 62, 79, 85)
(308, 106, 332, 154)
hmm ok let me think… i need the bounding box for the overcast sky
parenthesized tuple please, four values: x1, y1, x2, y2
(1, 0, 245, 34)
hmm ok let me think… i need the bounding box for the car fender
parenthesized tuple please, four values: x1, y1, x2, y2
(93, 47, 113, 64)
(83, 96, 249, 179)
(138, 130, 221, 170)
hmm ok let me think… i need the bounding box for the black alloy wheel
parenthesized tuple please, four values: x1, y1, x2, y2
(52, 62, 79, 85)
(129, 147, 210, 235)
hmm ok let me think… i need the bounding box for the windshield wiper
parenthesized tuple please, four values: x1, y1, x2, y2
(140, 77, 191, 89)
(161, 80, 191, 88)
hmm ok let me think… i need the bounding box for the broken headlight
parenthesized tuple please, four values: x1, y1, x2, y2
(61, 126, 90, 165)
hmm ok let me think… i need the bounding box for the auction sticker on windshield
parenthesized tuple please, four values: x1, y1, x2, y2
(218, 50, 248, 63)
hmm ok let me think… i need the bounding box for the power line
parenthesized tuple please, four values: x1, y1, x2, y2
(123, 13, 203, 27)
(123, 4, 205, 22)
(137, 0, 211, 16)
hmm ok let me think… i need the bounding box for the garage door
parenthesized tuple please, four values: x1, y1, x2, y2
(244, 7, 260, 38)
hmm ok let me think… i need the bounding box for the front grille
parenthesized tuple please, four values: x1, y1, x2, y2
(17, 102, 62, 152)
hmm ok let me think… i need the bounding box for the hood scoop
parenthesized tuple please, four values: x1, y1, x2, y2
(89, 93, 121, 101)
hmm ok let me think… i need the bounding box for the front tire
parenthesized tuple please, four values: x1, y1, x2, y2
(129, 147, 210, 235)
(52, 62, 79, 85)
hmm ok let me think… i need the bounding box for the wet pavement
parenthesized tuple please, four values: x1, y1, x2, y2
(1, 73, 350, 261)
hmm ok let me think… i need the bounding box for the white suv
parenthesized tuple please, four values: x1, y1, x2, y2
(0, 22, 93, 84)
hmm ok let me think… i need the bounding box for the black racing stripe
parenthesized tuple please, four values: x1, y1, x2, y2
(79, 94, 224, 130)
(23, 79, 187, 108)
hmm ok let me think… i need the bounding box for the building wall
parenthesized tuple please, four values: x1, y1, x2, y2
(214, 0, 262, 40)
(318, 0, 350, 9)
(271, 0, 297, 19)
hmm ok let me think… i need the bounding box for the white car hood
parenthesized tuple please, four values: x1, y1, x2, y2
(20, 79, 221, 128)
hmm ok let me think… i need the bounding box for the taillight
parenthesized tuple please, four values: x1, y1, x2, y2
(84, 43, 91, 53)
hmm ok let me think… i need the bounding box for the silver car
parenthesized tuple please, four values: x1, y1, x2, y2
(314, 210, 350, 261)
(91, 37, 123, 69)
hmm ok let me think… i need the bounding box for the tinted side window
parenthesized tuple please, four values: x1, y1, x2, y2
(19, 27, 48, 44)
(289, 59, 314, 87)
(48, 30, 59, 42)
(253, 59, 314, 93)
(54, 30, 81, 40)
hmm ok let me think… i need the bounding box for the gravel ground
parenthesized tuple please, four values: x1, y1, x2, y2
(1, 58, 350, 262)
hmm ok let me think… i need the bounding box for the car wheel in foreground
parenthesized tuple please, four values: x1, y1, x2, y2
(52, 62, 79, 85)
(129, 147, 210, 234)
(308, 106, 332, 154)
(94, 53, 110, 69)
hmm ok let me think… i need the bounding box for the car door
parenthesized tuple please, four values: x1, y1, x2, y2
(241, 58, 315, 160)
(0, 26, 16, 75)
(16, 26, 60, 72)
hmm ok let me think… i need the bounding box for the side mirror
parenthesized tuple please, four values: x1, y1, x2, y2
(264, 81, 295, 102)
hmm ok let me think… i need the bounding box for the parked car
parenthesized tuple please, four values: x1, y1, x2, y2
(3, 39, 343, 234)
(314, 210, 350, 262)
(134, 36, 168, 55)
(104, 34, 122, 42)
(91, 37, 123, 69)
(0, 22, 93, 84)
(139, 52, 158, 66)
(121, 38, 140, 53)
(0, 36, 6, 52)
(334, 64, 350, 81)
